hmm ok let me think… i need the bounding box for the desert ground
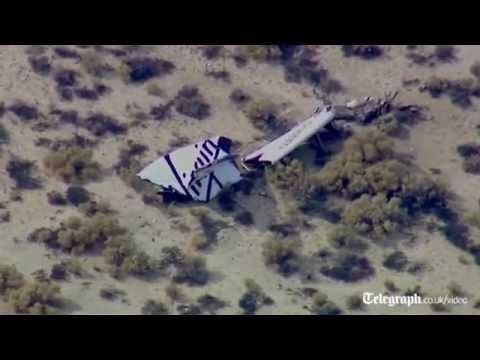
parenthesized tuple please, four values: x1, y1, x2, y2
(0, 45, 479, 315)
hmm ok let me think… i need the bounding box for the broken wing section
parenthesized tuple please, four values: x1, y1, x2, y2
(137, 135, 242, 202)
(137, 155, 187, 195)
(188, 160, 242, 202)
(243, 106, 336, 167)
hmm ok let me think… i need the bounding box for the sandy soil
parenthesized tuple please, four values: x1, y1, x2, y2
(0, 45, 479, 315)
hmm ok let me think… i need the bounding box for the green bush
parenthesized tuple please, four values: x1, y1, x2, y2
(341, 194, 407, 238)
(173, 255, 210, 286)
(463, 155, 480, 174)
(327, 226, 369, 252)
(266, 159, 313, 202)
(376, 114, 402, 137)
(238, 278, 274, 315)
(311, 292, 342, 315)
(103, 236, 156, 277)
(243, 99, 280, 132)
(0, 264, 25, 295)
(311, 129, 394, 197)
(44, 147, 101, 184)
(346, 294, 365, 311)
(6, 158, 43, 189)
(0, 123, 9, 144)
(320, 252, 375, 283)
(8, 280, 62, 315)
(141, 299, 169, 315)
(262, 235, 302, 276)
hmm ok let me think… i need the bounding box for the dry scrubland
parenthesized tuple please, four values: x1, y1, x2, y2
(0, 45, 480, 314)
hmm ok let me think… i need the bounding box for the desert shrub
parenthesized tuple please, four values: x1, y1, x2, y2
(159, 246, 186, 269)
(457, 143, 480, 174)
(8, 280, 62, 315)
(44, 147, 101, 184)
(57, 87, 74, 101)
(312, 128, 448, 232)
(346, 295, 365, 311)
(9, 102, 39, 121)
(54, 69, 78, 87)
(341, 194, 407, 238)
(150, 102, 173, 121)
(341, 45, 383, 60)
(430, 303, 450, 313)
(6, 158, 42, 189)
(28, 227, 58, 247)
(99, 287, 126, 301)
(470, 62, 480, 80)
(173, 255, 210, 286)
(50, 109, 80, 127)
(266, 159, 313, 201)
(0, 264, 25, 295)
(28, 56, 52, 76)
(462, 155, 480, 174)
(197, 294, 227, 314)
(165, 283, 185, 303)
(423, 77, 450, 98)
(434, 45, 455, 62)
(229, 88, 251, 107)
(78, 199, 113, 217)
(320, 253, 375, 282)
(173, 86, 211, 120)
(457, 143, 480, 158)
(205, 69, 230, 82)
(234, 211, 254, 226)
(243, 99, 280, 132)
(281, 46, 342, 91)
(177, 303, 203, 315)
(190, 209, 229, 250)
(239, 278, 274, 315)
(116, 141, 148, 171)
(74, 87, 99, 101)
(465, 211, 480, 229)
(311, 129, 394, 196)
(141, 299, 169, 315)
(268, 223, 298, 237)
(0, 123, 9, 144)
(262, 235, 302, 276)
(50, 259, 86, 280)
(383, 251, 409, 272)
(201, 45, 224, 60)
(66, 186, 90, 206)
(47, 190, 68, 206)
(422, 77, 477, 109)
(440, 222, 471, 250)
(327, 226, 369, 252)
(80, 51, 115, 78)
(376, 114, 402, 137)
(311, 292, 342, 315)
(54, 47, 80, 59)
(236, 45, 282, 63)
(121, 251, 156, 276)
(0, 210, 10, 223)
(124, 57, 175, 83)
(217, 190, 237, 212)
(30, 214, 124, 255)
(82, 113, 127, 137)
(146, 83, 166, 97)
(384, 280, 399, 293)
(103, 235, 156, 277)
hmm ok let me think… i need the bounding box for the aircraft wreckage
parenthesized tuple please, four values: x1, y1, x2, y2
(137, 93, 413, 203)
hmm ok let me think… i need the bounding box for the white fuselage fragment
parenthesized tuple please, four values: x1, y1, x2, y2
(243, 105, 336, 166)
